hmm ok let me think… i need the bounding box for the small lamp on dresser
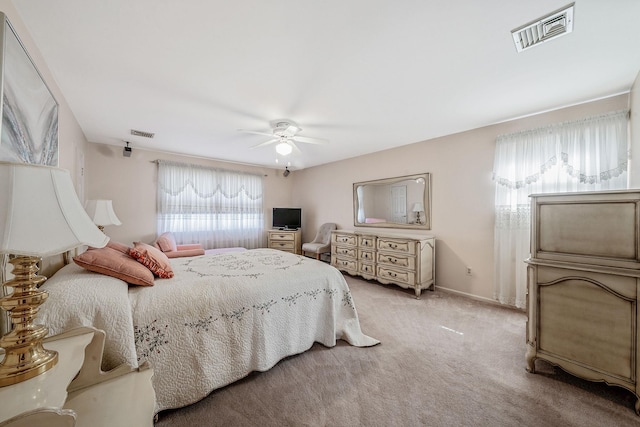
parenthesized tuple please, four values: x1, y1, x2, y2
(84, 199, 122, 232)
(412, 202, 425, 224)
(0, 162, 109, 386)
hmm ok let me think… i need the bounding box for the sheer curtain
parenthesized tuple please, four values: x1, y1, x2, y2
(492, 110, 629, 308)
(157, 160, 264, 249)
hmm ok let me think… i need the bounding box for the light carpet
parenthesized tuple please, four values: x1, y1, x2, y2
(156, 274, 639, 426)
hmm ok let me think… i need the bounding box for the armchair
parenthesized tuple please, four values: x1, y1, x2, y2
(302, 223, 337, 260)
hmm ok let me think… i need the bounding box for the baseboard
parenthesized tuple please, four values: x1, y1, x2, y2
(435, 285, 523, 311)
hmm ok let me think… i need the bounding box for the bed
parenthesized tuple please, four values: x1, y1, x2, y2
(36, 248, 379, 412)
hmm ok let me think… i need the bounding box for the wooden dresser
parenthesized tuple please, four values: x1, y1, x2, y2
(331, 230, 435, 297)
(267, 229, 302, 254)
(526, 190, 640, 414)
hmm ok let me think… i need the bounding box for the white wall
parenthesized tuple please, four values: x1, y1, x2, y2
(0, 1, 88, 184)
(292, 94, 630, 303)
(0, 1, 89, 276)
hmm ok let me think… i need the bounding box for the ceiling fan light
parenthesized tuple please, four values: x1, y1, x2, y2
(276, 142, 293, 156)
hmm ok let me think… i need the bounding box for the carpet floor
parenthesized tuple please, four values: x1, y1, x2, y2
(156, 274, 640, 427)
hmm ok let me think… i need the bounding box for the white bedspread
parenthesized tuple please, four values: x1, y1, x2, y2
(38, 249, 378, 412)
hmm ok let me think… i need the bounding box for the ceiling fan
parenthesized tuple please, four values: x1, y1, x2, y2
(238, 119, 328, 156)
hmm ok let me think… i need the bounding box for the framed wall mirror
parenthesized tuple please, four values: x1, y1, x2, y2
(353, 173, 431, 230)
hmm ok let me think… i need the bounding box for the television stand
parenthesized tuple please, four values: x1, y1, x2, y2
(268, 228, 302, 254)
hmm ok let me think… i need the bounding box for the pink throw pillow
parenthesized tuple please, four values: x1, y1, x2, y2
(88, 240, 130, 254)
(73, 247, 154, 286)
(129, 242, 174, 279)
(165, 248, 205, 258)
(106, 240, 131, 254)
(155, 232, 177, 253)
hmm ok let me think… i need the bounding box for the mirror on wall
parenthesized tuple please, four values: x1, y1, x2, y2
(353, 173, 431, 230)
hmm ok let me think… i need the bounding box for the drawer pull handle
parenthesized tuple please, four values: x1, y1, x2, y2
(388, 272, 397, 277)
(388, 257, 396, 263)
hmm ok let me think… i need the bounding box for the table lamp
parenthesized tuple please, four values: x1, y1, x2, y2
(84, 199, 122, 231)
(412, 202, 425, 224)
(0, 162, 109, 386)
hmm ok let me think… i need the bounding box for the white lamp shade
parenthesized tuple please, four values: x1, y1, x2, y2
(85, 199, 122, 227)
(412, 202, 425, 213)
(276, 142, 293, 156)
(0, 162, 109, 257)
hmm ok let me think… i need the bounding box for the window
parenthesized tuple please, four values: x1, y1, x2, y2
(492, 110, 629, 308)
(157, 161, 264, 249)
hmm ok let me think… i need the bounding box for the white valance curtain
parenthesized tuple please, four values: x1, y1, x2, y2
(157, 160, 264, 249)
(492, 110, 629, 308)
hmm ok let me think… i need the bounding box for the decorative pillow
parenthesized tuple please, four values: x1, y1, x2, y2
(129, 242, 174, 278)
(106, 240, 130, 254)
(73, 247, 154, 286)
(87, 240, 130, 254)
(155, 232, 177, 253)
(164, 248, 205, 258)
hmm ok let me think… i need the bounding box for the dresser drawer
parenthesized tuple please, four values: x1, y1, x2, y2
(376, 252, 415, 270)
(358, 235, 376, 249)
(269, 232, 295, 241)
(332, 257, 358, 272)
(333, 233, 356, 246)
(333, 246, 357, 258)
(377, 238, 415, 255)
(270, 241, 294, 251)
(358, 249, 375, 262)
(377, 265, 415, 286)
(358, 262, 376, 277)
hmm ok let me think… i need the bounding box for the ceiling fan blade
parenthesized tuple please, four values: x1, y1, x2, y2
(238, 129, 274, 137)
(289, 140, 302, 155)
(251, 139, 279, 148)
(283, 125, 301, 137)
(292, 135, 329, 145)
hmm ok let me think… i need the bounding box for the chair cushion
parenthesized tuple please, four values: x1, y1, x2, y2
(302, 242, 331, 253)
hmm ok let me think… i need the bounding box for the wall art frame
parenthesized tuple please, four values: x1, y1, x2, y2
(0, 12, 58, 166)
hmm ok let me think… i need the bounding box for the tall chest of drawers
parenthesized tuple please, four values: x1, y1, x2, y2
(331, 230, 435, 297)
(526, 190, 640, 414)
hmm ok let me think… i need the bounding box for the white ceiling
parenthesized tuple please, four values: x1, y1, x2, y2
(14, 0, 640, 170)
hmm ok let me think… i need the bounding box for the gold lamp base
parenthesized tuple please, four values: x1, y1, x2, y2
(0, 256, 58, 387)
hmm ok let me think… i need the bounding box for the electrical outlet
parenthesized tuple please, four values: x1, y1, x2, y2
(466, 267, 472, 276)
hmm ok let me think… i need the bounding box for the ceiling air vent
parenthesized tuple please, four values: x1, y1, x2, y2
(131, 129, 155, 139)
(511, 3, 574, 52)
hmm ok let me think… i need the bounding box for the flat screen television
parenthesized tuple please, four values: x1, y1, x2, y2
(273, 207, 302, 230)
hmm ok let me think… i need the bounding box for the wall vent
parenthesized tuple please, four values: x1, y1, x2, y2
(131, 129, 155, 139)
(512, 3, 574, 52)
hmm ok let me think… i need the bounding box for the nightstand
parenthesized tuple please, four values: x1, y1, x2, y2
(268, 229, 302, 254)
(0, 327, 155, 427)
